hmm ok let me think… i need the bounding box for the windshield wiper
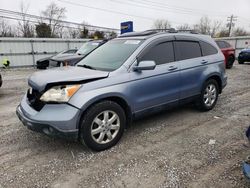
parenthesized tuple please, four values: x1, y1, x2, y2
(78, 64, 96, 70)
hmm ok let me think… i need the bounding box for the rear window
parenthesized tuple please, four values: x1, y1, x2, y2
(174, 41, 202, 61)
(77, 42, 101, 55)
(224, 41, 232, 48)
(216, 41, 226, 49)
(63, 49, 77, 54)
(200, 41, 218, 56)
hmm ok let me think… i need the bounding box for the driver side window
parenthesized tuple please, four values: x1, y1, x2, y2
(140, 42, 175, 65)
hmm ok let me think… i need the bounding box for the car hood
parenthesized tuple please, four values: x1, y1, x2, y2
(50, 54, 85, 62)
(28, 66, 109, 92)
(37, 56, 53, 62)
(241, 48, 250, 53)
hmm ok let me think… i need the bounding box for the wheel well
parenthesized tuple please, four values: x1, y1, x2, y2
(229, 54, 235, 60)
(78, 96, 132, 129)
(105, 97, 132, 126)
(206, 75, 222, 93)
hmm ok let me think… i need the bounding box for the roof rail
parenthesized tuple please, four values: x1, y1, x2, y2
(118, 30, 158, 38)
(146, 28, 177, 33)
(146, 28, 199, 34)
(177, 29, 199, 34)
(118, 28, 199, 38)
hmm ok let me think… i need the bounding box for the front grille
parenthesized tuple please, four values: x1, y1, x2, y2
(27, 88, 45, 111)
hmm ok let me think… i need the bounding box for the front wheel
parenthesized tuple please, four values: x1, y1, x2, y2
(79, 101, 126, 151)
(226, 56, 235, 69)
(196, 79, 219, 111)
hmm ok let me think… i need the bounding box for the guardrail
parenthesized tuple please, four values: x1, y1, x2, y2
(0, 37, 90, 67)
(1, 36, 250, 67)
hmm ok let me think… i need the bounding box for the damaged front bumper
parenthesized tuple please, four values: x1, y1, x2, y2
(16, 95, 81, 140)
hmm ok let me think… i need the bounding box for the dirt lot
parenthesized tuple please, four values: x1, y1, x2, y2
(0, 63, 250, 188)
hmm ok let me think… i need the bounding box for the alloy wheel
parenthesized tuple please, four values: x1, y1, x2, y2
(91, 110, 120, 144)
(203, 84, 217, 107)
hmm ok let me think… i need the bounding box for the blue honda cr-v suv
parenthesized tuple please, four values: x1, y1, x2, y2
(16, 30, 227, 151)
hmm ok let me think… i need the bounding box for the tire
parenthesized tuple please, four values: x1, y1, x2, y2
(238, 60, 244, 64)
(226, 56, 235, 69)
(37, 65, 47, 70)
(79, 101, 126, 151)
(196, 79, 219, 111)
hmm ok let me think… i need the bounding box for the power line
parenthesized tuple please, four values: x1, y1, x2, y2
(110, 0, 199, 17)
(109, 0, 191, 24)
(127, 0, 230, 17)
(58, 0, 196, 25)
(57, 0, 156, 21)
(0, 8, 120, 32)
(0, 15, 106, 33)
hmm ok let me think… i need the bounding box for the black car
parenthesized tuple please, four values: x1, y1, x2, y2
(36, 49, 78, 69)
(50, 40, 107, 67)
(238, 47, 250, 64)
(0, 72, 2, 87)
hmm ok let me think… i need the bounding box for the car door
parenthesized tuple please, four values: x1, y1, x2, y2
(129, 38, 181, 114)
(174, 37, 205, 99)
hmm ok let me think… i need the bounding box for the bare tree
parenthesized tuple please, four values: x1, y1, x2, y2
(152, 19, 171, 30)
(41, 2, 66, 37)
(67, 27, 79, 38)
(177, 24, 191, 30)
(216, 28, 229, 38)
(0, 18, 14, 37)
(233, 27, 249, 36)
(18, 1, 34, 37)
(194, 16, 222, 37)
(210, 20, 222, 37)
(194, 16, 211, 35)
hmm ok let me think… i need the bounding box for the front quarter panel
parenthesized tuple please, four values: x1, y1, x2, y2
(68, 71, 133, 112)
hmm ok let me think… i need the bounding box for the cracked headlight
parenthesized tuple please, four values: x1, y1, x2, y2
(40, 85, 81, 102)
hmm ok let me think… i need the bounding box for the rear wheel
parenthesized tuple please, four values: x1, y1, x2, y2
(196, 79, 219, 111)
(238, 59, 244, 64)
(79, 101, 126, 151)
(226, 55, 235, 69)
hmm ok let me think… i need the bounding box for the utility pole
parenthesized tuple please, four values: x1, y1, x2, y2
(227, 15, 237, 37)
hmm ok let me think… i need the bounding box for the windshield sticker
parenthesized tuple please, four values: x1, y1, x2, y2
(91, 43, 99, 46)
(124, 40, 141, 45)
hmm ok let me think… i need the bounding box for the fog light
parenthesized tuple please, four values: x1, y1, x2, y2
(43, 127, 54, 135)
(48, 127, 54, 133)
(43, 128, 49, 135)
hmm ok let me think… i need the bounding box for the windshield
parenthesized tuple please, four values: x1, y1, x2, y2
(77, 42, 100, 55)
(77, 39, 143, 71)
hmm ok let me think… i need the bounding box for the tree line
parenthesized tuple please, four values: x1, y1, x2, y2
(0, 2, 117, 39)
(0, 2, 249, 38)
(153, 17, 250, 37)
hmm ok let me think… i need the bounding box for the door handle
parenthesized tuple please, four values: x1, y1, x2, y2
(168, 66, 178, 71)
(201, 60, 208, 64)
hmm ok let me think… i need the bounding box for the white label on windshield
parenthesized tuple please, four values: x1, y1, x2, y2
(91, 43, 99, 46)
(124, 40, 141, 45)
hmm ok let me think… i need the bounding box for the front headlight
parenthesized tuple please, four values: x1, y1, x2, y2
(40, 84, 81, 102)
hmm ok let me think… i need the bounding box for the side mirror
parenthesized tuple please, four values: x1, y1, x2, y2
(133, 60, 156, 71)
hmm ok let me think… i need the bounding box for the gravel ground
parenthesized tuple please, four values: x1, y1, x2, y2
(0, 63, 250, 188)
